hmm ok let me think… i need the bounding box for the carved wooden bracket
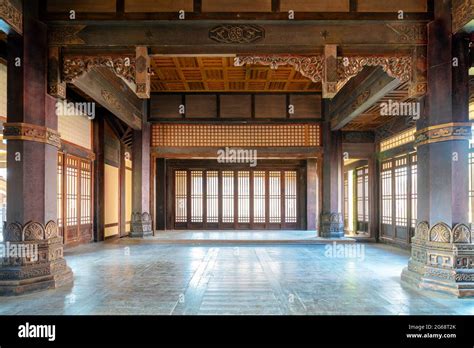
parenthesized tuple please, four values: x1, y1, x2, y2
(235, 53, 419, 99)
(135, 46, 151, 99)
(452, 0, 474, 34)
(63, 55, 136, 85)
(0, 0, 22, 35)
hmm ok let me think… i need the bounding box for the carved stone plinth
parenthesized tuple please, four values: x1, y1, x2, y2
(130, 212, 153, 238)
(319, 212, 345, 238)
(0, 221, 73, 296)
(401, 221, 474, 298)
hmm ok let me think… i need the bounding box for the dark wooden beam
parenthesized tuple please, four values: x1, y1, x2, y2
(48, 21, 428, 54)
(328, 67, 400, 131)
(151, 146, 322, 159)
(71, 67, 143, 130)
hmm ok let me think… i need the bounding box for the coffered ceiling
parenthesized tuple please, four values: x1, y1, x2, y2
(150, 56, 321, 93)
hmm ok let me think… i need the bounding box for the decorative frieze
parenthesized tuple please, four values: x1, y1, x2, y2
(3, 122, 61, 148)
(235, 54, 416, 98)
(414, 122, 472, 147)
(387, 23, 427, 43)
(0, 0, 22, 35)
(63, 55, 136, 84)
(209, 24, 265, 44)
(234, 55, 325, 83)
(402, 221, 474, 297)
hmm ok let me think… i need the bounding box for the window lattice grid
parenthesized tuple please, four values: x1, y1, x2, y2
(57, 154, 63, 228)
(411, 161, 418, 229)
(80, 160, 92, 225)
(356, 167, 369, 223)
(395, 166, 408, 227)
(381, 162, 393, 225)
(175, 171, 187, 223)
(269, 171, 282, 223)
(151, 124, 321, 147)
(65, 157, 79, 227)
(191, 171, 204, 223)
(206, 171, 219, 223)
(253, 171, 266, 223)
(238, 171, 250, 223)
(222, 171, 234, 223)
(343, 173, 349, 223)
(285, 171, 297, 223)
(470, 152, 474, 224)
(380, 127, 416, 152)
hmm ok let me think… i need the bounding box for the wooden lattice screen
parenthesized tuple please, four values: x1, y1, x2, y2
(151, 124, 321, 147)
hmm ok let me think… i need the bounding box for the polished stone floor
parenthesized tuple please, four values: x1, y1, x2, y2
(1, 241, 474, 315)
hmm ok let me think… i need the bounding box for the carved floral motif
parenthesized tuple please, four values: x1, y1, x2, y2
(63, 56, 136, 84)
(3, 123, 61, 148)
(209, 24, 264, 44)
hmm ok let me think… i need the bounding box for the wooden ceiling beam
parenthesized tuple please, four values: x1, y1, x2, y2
(328, 67, 401, 131)
(71, 67, 143, 130)
(48, 21, 427, 54)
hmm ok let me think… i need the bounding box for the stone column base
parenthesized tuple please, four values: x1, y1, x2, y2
(401, 222, 474, 298)
(130, 212, 153, 238)
(319, 212, 345, 238)
(0, 221, 74, 296)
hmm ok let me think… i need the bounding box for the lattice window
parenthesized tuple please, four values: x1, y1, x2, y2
(254, 171, 266, 224)
(222, 171, 234, 223)
(206, 171, 219, 223)
(151, 124, 321, 147)
(356, 166, 369, 223)
(57, 153, 63, 228)
(410, 154, 418, 228)
(395, 156, 408, 227)
(65, 156, 79, 227)
(238, 171, 250, 223)
(343, 173, 349, 226)
(191, 171, 203, 223)
(381, 161, 393, 225)
(285, 171, 297, 223)
(380, 127, 416, 152)
(80, 160, 92, 225)
(175, 171, 187, 223)
(269, 171, 281, 223)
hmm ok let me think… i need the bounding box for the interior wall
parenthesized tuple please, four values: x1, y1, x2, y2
(58, 112, 92, 150)
(104, 122, 120, 238)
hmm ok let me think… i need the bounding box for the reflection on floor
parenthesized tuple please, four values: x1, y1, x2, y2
(1, 242, 474, 315)
(121, 230, 355, 245)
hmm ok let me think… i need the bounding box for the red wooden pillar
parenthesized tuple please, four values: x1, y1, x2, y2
(402, 0, 474, 297)
(0, 4, 73, 295)
(130, 112, 153, 237)
(319, 120, 344, 238)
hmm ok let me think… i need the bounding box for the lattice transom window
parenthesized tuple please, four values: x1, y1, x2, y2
(380, 127, 416, 152)
(151, 124, 321, 147)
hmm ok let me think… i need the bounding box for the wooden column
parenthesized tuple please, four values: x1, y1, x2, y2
(402, 1, 474, 297)
(130, 107, 153, 237)
(306, 159, 318, 231)
(0, 6, 73, 295)
(155, 158, 166, 231)
(93, 115, 105, 242)
(319, 118, 344, 238)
